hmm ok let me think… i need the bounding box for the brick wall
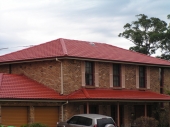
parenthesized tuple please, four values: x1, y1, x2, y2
(125, 64, 136, 89)
(63, 59, 82, 95)
(11, 60, 61, 93)
(98, 62, 111, 88)
(1, 59, 169, 94)
(150, 67, 160, 93)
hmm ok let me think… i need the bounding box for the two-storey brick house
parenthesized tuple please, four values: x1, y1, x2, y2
(0, 38, 170, 127)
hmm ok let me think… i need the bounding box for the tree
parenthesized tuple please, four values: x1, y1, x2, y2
(157, 14, 170, 60)
(118, 14, 168, 56)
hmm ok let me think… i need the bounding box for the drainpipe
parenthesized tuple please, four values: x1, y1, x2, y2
(61, 101, 68, 121)
(56, 58, 63, 95)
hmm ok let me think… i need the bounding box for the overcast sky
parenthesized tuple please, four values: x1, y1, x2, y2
(0, 0, 170, 55)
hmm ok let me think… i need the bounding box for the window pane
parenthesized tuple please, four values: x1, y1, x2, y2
(85, 61, 94, 85)
(113, 64, 120, 87)
(139, 66, 145, 88)
(67, 116, 79, 124)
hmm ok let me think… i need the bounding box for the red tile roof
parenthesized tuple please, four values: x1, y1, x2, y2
(0, 38, 170, 66)
(1, 73, 170, 102)
(67, 88, 170, 101)
(0, 73, 64, 100)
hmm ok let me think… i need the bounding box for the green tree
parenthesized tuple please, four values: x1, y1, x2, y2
(157, 14, 170, 60)
(118, 14, 168, 56)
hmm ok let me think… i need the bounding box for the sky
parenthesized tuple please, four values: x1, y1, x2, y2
(0, 0, 170, 55)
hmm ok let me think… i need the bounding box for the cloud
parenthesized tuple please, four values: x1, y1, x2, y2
(0, 0, 170, 55)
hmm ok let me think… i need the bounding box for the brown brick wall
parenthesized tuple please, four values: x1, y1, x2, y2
(98, 62, 111, 88)
(62, 59, 82, 95)
(11, 60, 61, 92)
(0, 64, 9, 73)
(150, 67, 160, 93)
(125, 64, 136, 89)
(64, 102, 81, 120)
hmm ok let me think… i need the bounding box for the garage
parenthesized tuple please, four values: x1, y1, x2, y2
(1, 106, 28, 127)
(34, 106, 59, 127)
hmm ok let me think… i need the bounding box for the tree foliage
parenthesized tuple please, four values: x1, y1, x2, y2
(157, 15, 170, 60)
(119, 14, 168, 56)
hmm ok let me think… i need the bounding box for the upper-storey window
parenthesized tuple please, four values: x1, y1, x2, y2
(139, 66, 146, 88)
(159, 68, 164, 94)
(113, 64, 121, 87)
(85, 61, 94, 85)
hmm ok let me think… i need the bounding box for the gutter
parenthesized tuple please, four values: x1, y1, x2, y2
(56, 58, 63, 95)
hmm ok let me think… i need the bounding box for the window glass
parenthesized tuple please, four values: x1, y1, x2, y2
(113, 64, 120, 87)
(68, 116, 92, 126)
(67, 116, 79, 124)
(139, 66, 146, 88)
(77, 116, 92, 126)
(97, 118, 114, 127)
(85, 61, 94, 85)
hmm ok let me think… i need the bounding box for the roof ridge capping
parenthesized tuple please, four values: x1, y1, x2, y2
(59, 38, 68, 56)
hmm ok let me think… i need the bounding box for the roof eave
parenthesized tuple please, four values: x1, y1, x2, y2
(67, 99, 170, 102)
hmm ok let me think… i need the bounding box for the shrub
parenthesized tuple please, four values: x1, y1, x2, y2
(134, 116, 159, 127)
(21, 123, 48, 127)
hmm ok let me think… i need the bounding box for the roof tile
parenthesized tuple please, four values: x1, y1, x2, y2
(0, 38, 170, 66)
(0, 73, 64, 100)
(67, 88, 170, 101)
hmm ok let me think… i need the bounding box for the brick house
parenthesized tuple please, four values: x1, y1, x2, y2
(0, 38, 170, 127)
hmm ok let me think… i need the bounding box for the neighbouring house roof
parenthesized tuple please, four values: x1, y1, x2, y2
(67, 88, 170, 101)
(0, 38, 170, 66)
(0, 73, 65, 100)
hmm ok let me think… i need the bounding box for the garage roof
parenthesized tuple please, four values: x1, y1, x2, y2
(67, 88, 170, 101)
(0, 38, 170, 66)
(0, 73, 64, 100)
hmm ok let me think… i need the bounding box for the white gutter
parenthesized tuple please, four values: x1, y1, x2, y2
(56, 58, 63, 95)
(61, 101, 68, 121)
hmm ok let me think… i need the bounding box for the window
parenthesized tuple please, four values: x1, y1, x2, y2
(139, 66, 146, 88)
(67, 116, 92, 126)
(159, 68, 164, 107)
(85, 61, 94, 85)
(83, 105, 98, 114)
(113, 64, 121, 87)
(97, 118, 115, 127)
(89, 105, 98, 114)
(159, 68, 164, 94)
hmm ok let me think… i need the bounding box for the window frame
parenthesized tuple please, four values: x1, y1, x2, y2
(159, 68, 164, 94)
(85, 61, 94, 86)
(113, 64, 121, 87)
(139, 66, 146, 88)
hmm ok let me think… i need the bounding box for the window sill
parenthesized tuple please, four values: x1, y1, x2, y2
(112, 87, 122, 90)
(138, 88, 147, 91)
(85, 85, 96, 89)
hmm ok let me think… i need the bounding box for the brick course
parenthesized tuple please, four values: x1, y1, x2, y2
(98, 62, 111, 88)
(150, 67, 160, 93)
(63, 59, 82, 95)
(125, 64, 136, 89)
(11, 60, 61, 93)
